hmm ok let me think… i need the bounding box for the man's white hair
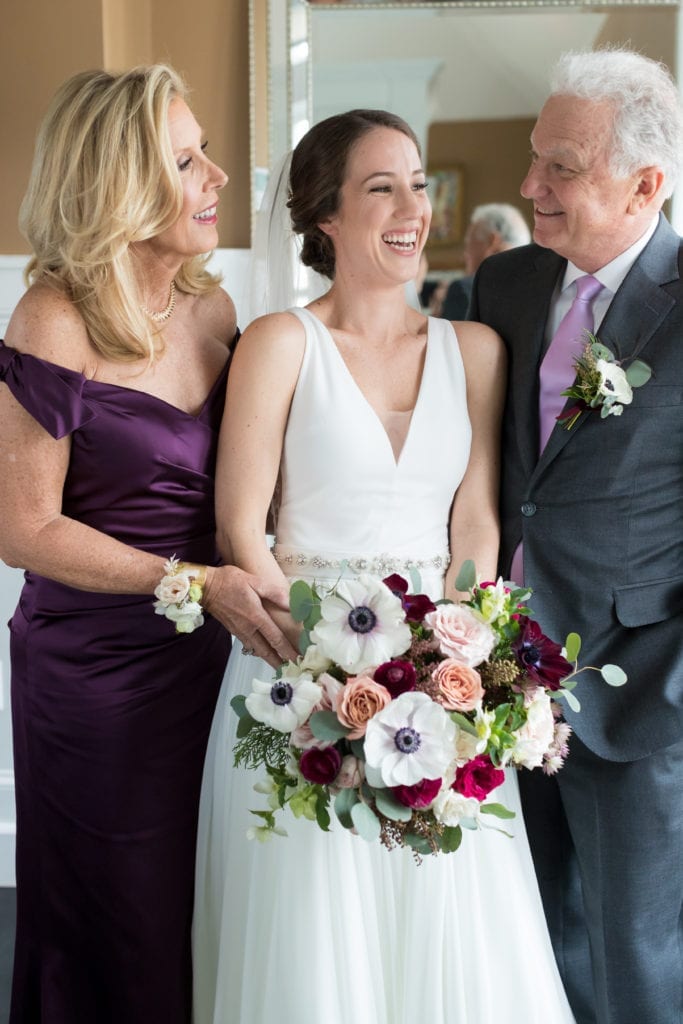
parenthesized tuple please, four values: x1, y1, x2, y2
(470, 204, 531, 247)
(550, 48, 683, 198)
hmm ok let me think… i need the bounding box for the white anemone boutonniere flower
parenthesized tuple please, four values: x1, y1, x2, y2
(559, 332, 652, 430)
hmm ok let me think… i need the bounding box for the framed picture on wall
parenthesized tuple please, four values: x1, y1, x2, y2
(425, 166, 464, 248)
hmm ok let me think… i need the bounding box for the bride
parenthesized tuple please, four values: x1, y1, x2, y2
(193, 109, 575, 1024)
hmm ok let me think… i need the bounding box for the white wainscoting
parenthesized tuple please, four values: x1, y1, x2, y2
(0, 248, 251, 886)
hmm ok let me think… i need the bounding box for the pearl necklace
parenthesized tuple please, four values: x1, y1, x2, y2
(141, 280, 176, 323)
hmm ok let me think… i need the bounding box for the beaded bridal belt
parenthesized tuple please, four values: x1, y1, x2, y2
(272, 544, 449, 579)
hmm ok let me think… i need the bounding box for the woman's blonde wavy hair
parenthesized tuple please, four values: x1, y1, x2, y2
(20, 64, 222, 362)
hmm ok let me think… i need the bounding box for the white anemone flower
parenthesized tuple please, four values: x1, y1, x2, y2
(595, 359, 633, 411)
(364, 691, 456, 787)
(310, 573, 411, 674)
(246, 672, 322, 733)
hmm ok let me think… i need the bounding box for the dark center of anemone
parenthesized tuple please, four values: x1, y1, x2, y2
(521, 643, 540, 666)
(604, 378, 615, 393)
(347, 605, 377, 634)
(270, 681, 294, 706)
(394, 727, 421, 754)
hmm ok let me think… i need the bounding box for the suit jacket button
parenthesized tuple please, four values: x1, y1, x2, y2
(521, 502, 537, 517)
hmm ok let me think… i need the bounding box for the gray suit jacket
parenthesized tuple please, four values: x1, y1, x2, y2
(470, 215, 683, 760)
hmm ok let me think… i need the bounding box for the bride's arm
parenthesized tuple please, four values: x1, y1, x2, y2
(444, 321, 506, 598)
(212, 312, 307, 650)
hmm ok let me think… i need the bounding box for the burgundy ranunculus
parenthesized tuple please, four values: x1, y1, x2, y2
(299, 745, 342, 785)
(391, 777, 442, 808)
(453, 755, 504, 801)
(512, 616, 573, 691)
(383, 573, 437, 623)
(374, 659, 416, 698)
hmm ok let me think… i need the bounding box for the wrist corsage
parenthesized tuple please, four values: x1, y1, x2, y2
(154, 555, 207, 634)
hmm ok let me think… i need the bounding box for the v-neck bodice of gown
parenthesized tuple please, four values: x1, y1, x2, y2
(273, 308, 472, 591)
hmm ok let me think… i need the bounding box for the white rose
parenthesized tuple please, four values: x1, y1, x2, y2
(154, 573, 190, 605)
(300, 644, 333, 675)
(432, 786, 480, 827)
(511, 689, 555, 770)
(163, 600, 203, 622)
(596, 359, 633, 406)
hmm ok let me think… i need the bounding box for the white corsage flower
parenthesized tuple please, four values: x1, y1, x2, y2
(155, 600, 204, 633)
(364, 691, 455, 787)
(246, 672, 322, 733)
(310, 573, 411, 674)
(595, 358, 633, 415)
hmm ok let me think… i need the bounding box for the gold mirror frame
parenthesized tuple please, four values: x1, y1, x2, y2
(249, 0, 681, 237)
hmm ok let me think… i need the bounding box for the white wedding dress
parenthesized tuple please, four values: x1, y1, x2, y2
(193, 309, 575, 1024)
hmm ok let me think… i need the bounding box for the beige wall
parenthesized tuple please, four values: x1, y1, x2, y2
(0, 0, 250, 253)
(426, 118, 535, 271)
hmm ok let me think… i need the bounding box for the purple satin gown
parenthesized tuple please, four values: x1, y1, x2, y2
(0, 340, 232, 1024)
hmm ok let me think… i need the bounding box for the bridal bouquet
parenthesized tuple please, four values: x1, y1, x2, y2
(232, 561, 625, 858)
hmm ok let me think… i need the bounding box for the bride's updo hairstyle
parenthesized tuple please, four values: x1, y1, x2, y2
(287, 109, 420, 280)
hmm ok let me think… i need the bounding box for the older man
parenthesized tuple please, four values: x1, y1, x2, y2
(470, 49, 683, 1024)
(441, 203, 530, 319)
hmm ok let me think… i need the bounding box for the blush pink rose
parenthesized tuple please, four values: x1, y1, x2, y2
(335, 676, 392, 739)
(424, 605, 495, 667)
(432, 660, 484, 712)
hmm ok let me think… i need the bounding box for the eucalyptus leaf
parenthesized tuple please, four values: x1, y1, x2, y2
(334, 787, 358, 829)
(289, 579, 317, 622)
(601, 664, 628, 687)
(460, 816, 479, 830)
(298, 629, 311, 656)
(559, 689, 581, 713)
(406, 833, 433, 855)
(591, 341, 615, 361)
(350, 739, 366, 759)
(481, 802, 516, 820)
(439, 825, 462, 853)
(309, 710, 351, 741)
(374, 789, 413, 822)
(564, 632, 581, 663)
(363, 761, 386, 789)
(625, 359, 652, 387)
(235, 715, 256, 739)
(455, 559, 477, 593)
(408, 566, 423, 594)
(350, 801, 381, 842)
(230, 694, 249, 719)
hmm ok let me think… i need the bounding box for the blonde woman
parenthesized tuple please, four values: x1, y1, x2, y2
(0, 65, 294, 1024)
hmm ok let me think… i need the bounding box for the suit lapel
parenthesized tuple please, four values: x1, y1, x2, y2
(508, 249, 565, 478)
(532, 216, 681, 480)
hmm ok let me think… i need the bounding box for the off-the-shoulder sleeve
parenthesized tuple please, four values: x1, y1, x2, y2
(0, 341, 98, 439)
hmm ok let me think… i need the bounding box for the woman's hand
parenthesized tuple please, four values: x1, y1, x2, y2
(203, 565, 299, 667)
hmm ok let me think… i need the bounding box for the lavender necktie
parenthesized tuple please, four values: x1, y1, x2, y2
(510, 274, 604, 586)
(538, 274, 604, 451)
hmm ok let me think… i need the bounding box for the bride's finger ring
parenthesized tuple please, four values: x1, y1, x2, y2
(241, 645, 255, 656)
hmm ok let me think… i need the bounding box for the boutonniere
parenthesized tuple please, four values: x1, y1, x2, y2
(558, 332, 652, 431)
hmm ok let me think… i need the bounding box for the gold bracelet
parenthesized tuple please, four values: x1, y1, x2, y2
(153, 555, 207, 634)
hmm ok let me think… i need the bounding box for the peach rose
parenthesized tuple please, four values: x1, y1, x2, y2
(432, 660, 484, 712)
(335, 676, 392, 739)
